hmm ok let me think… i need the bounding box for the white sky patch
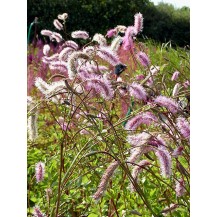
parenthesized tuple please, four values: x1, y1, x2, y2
(150, 0, 190, 8)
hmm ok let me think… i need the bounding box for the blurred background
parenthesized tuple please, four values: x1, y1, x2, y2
(27, 0, 190, 47)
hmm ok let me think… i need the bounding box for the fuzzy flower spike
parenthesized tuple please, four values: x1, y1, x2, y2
(134, 12, 144, 35)
(35, 162, 45, 183)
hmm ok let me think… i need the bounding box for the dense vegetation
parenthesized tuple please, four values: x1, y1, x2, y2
(27, 11, 190, 216)
(27, 0, 190, 47)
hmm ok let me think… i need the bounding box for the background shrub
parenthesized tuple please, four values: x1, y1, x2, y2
(27, 0, 190, 47)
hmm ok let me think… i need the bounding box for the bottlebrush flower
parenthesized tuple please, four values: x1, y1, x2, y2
(154, 96, 179, 114)
(172, 83, 181, 97)
(47, 80, 65, 95)
(122, 26, 135, 50)
(136, 51, 150, 68)
(58, 13, 68, 20)
(176, 117, 190, 139)
(43, 44, 50, 56)
(49, 61, 68, 74)
(86, 77, 114, 100)
(171, 71, 180, 81)
(175, 178, 185, 197)
(134, 12, 143, 35)
(83, 46, 95, 55)
(35, 162, 45, 182)
(92, 161, 119, 201)
(62, 40, 79, 50)
(110, 36, 122, 52)
(136, 74, 145, 81)
(92, 33, 107, 46)
(128, 82, 147, 101)
(97, 47, 120, 66)
(42, 53, 59, 64)
(127, 132, 151, 147)
(53, 19, 63, 30)
(127, 146, 154, 164)
(67, 51, 90, 79)
(149, 65, 160, 75)
(130, 160, 150, 191)
(59, 47, 74, 61)
(155, 146, 172, 178)
(125, 112, 158, 131)
(147, 135, 166, 147)
(172, 146, 184, 158)
(41, 29, 52, 37)
(115, 25, 127, 33)
(33, 206, 45, 217)
(51, 32, 63, 42)
(27, 104, 38, 141)
(71, 30, 89, 39)
(35, 77, 50, 95)
(106, 28, 117, 38)
(183, 80, 190, 88)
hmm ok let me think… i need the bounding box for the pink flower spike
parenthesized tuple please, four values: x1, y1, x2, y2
(62, 40, 79, 50)
(136, 51, 150, 68)
(155, 146, 172, 178)
(127, 132, 151, 147)
(155, 96, 179, 114)
(41, 29, 52, 37)
(176, 117, 190, 140)
(106, 28, 117, 38)
(35, 162, 45, 183)
(175, 178, 185, 197)
(125, 112, 158, 131)
(122, 26, 135, 50)
(92, 161, 119, 201)
(134, 12, 144, 35)
(53, 19, 63, 30)
(71, 30, 89, 39)
(136, 74, 145, 81)
(51, 32, 63, 42)
(183, 80, 190, 88)
(43, 44, 50, 56)
(129, 82, 147, 101)
(33, 206, 45, 217)
(97, 47, 120, 66)
(171, 71, 180, 81)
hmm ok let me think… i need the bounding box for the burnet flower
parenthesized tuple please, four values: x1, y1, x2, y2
(155, 146, 172, 178)
(92, 33, 107, 46)
(128, 82, 147, 101)
(171, 71, 180, 81)
(175, 178, 185, 197)
(43, 44, 50, 56)
(155, 95, 179, 114)
(136, 51, 150, 68)
(92, 161, 119, 201)
(97, 46, 120, 66)
(35, 162, 45, 183)
(33, 206, 45, 217)
(53, 19, 63, 30)
(62, 40, 79, 50)
(125, 112, 158, 131)
(106, 28, 117, 38)
(71, 30, 89, 39)
(176, 117, 190, 139)
(130, 160, 150, 191)
(58, 13, 68, 21)
(134, 12, 143, 35)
